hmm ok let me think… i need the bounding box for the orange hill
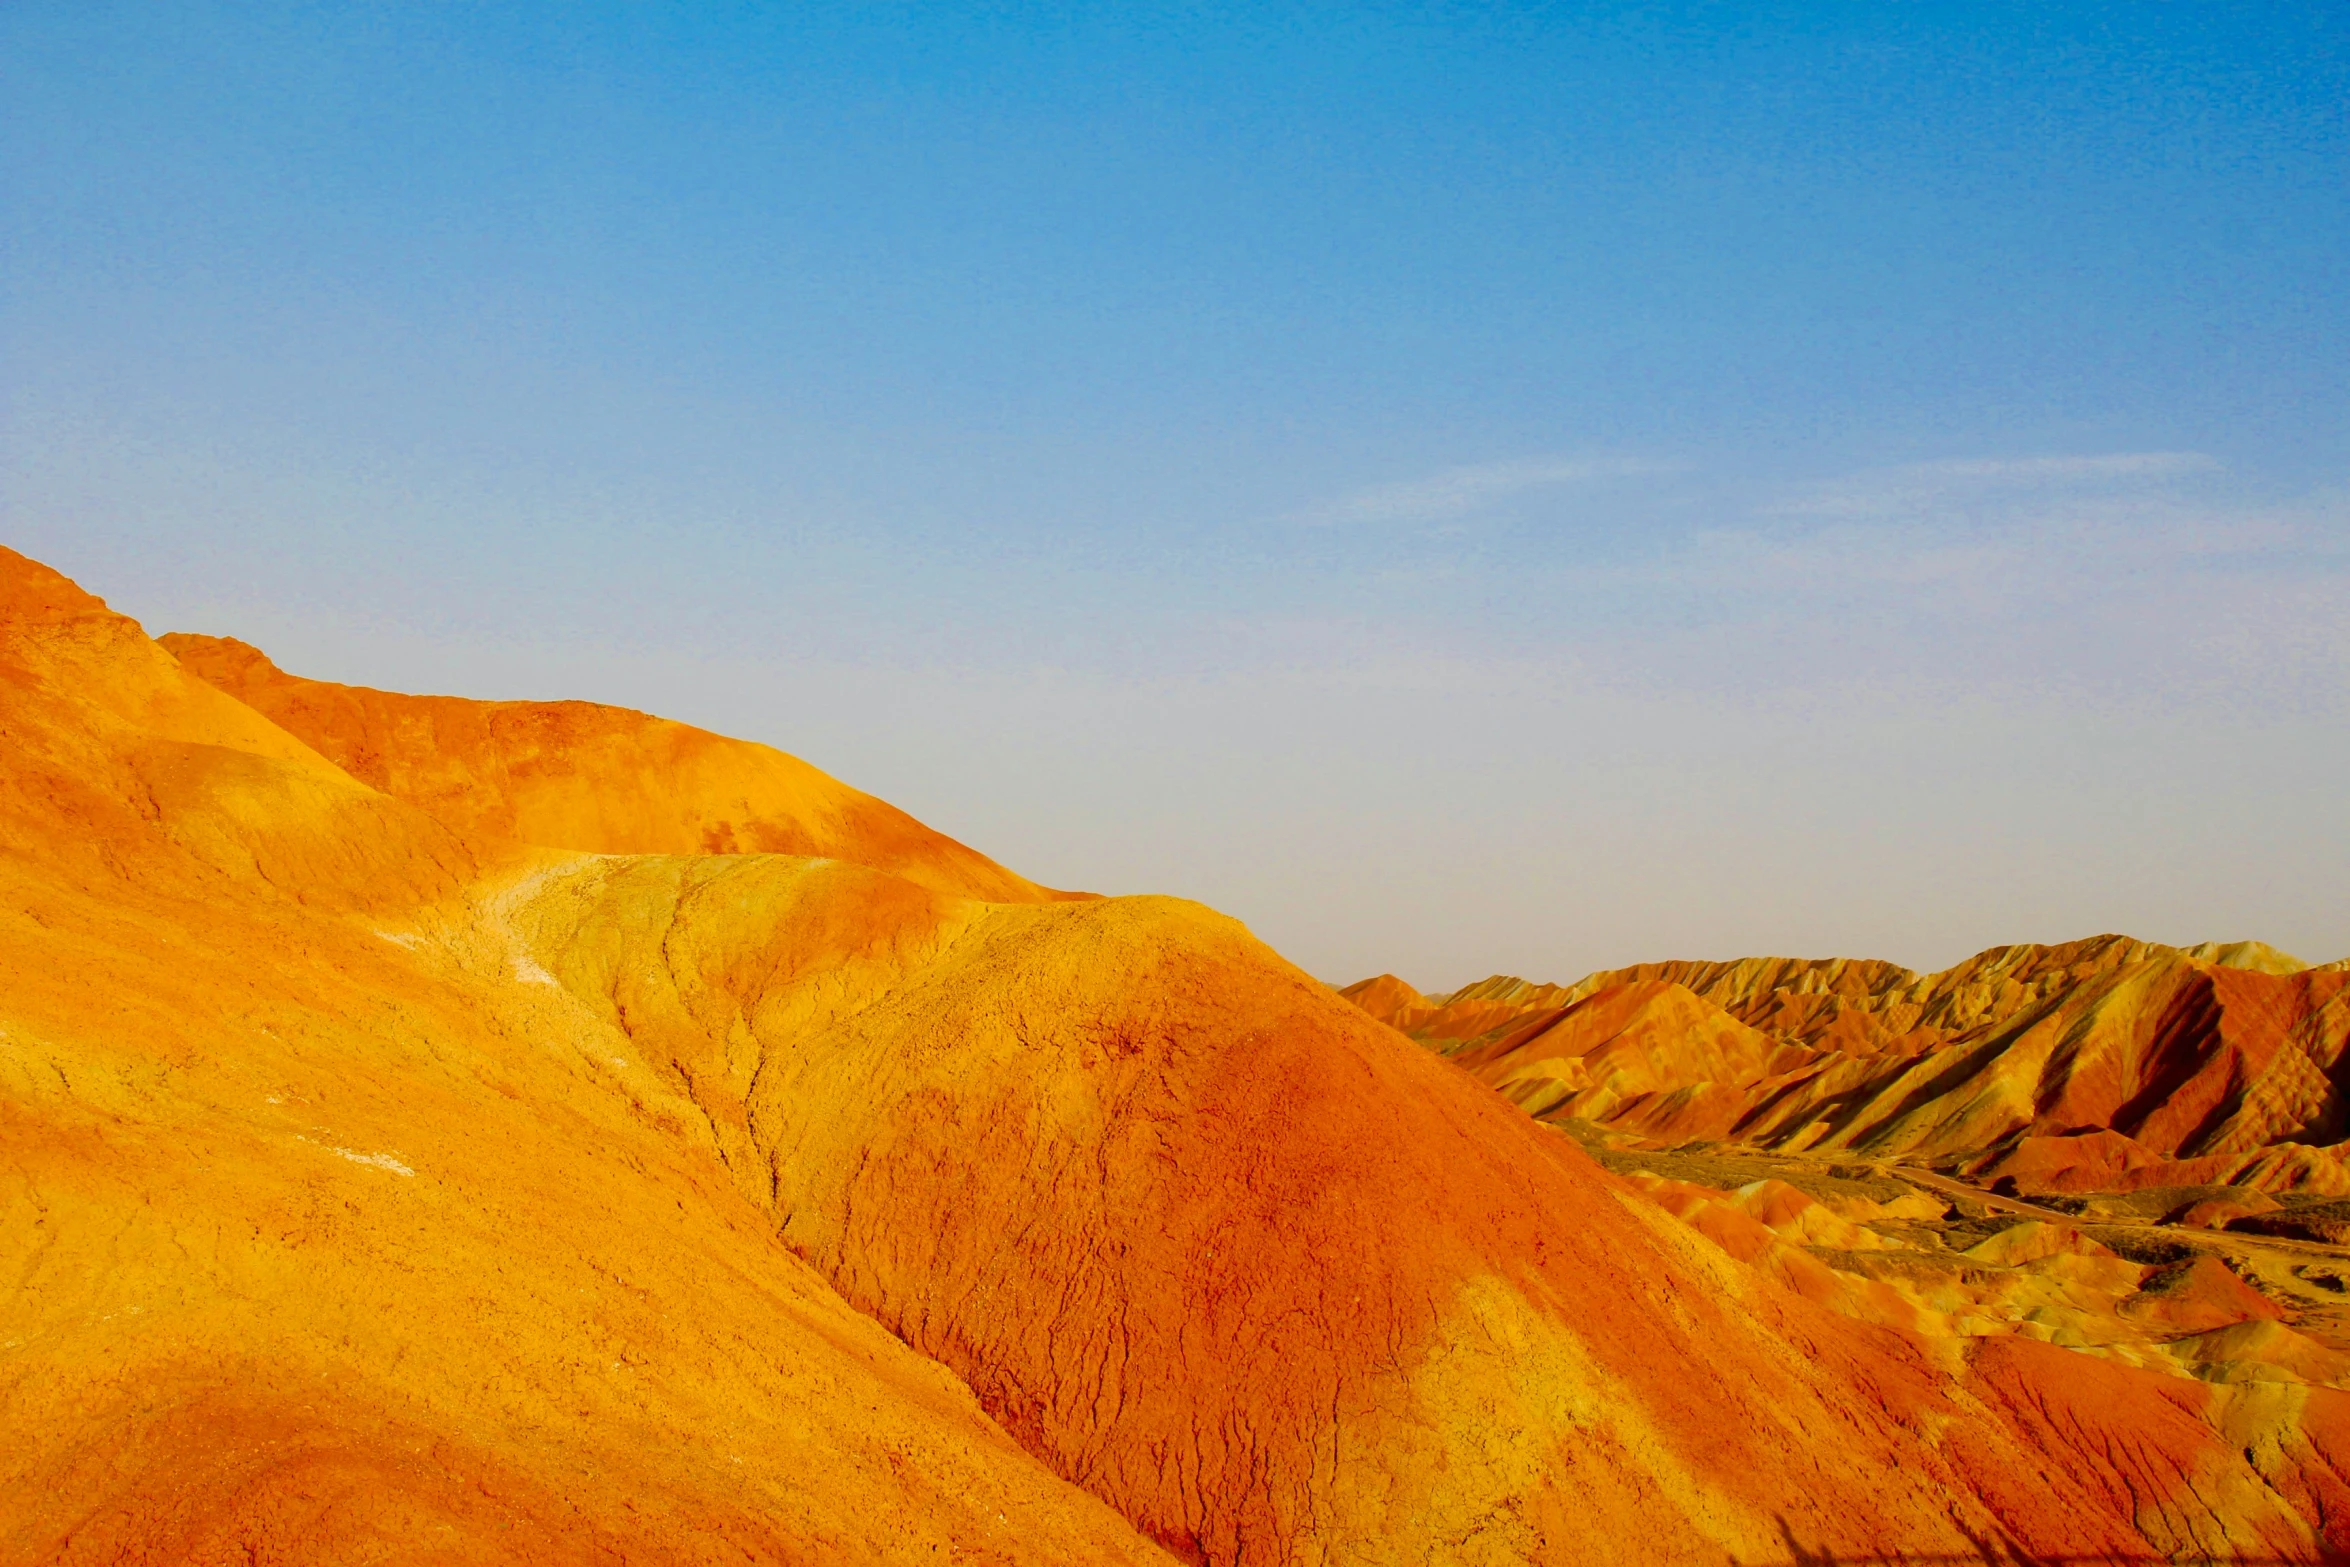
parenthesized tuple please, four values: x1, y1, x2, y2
(160, 631, 1075, 905)
(0, 547, 1160, 1565)
(10, 543, 2350, 1563)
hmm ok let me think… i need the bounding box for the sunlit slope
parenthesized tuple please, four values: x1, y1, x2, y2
(509, 852, 2350, 1564)
(0, 548, 1169, 1565)
(0, 555, 474, 913)
(16, 543, 2350, 1564)
(161, 630, 1074, 905)
(1359, 937, 2350, 1185)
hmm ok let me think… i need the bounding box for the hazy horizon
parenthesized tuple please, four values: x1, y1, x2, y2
(7, 3, 2346, 985)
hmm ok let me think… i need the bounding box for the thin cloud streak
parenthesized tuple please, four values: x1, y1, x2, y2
(1297, 456, 1671, 526)
(1533, 483, 2350, 716)
(1779, 451, 2221, 517)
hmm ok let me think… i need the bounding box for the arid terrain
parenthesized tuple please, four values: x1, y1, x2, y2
(8, 542, 2350, 1565)
(1342, 949, 2350, 1401)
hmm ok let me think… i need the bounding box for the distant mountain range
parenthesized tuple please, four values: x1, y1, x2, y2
(1343, 938, 2350, 1193)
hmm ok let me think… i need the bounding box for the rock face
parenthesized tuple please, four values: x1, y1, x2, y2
(10, 544, 2350, 1563)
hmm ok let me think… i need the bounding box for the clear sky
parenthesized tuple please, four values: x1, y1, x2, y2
(6, 3, 2347, 986)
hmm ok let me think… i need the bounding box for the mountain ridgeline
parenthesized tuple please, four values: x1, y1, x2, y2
(1342, 940, 2350, 1189)
(7, 543, 2350, 1565)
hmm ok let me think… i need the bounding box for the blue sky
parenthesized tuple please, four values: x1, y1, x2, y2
(6, 2, 2347, 982)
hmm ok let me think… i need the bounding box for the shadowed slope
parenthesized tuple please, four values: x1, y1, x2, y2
(0, 548, 1170, 1565)
(161, 631, 1074, 904)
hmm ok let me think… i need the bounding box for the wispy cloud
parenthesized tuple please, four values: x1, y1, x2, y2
(1778, 451, 2220, 518)
(1561, 479, 2350, 716)
(1298, 456, 1668, 526)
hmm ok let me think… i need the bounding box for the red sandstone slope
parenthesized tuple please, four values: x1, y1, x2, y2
(160, 631, 1073, 904)
(1359, 938, 2350, 1188)
(508, 852, 2350, 1563)
(1346, 944, 2350, 1399)
(9, 546, 2350, 1562)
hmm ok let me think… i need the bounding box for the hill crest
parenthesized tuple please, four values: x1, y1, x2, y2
(161, 631, 1076, 905)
